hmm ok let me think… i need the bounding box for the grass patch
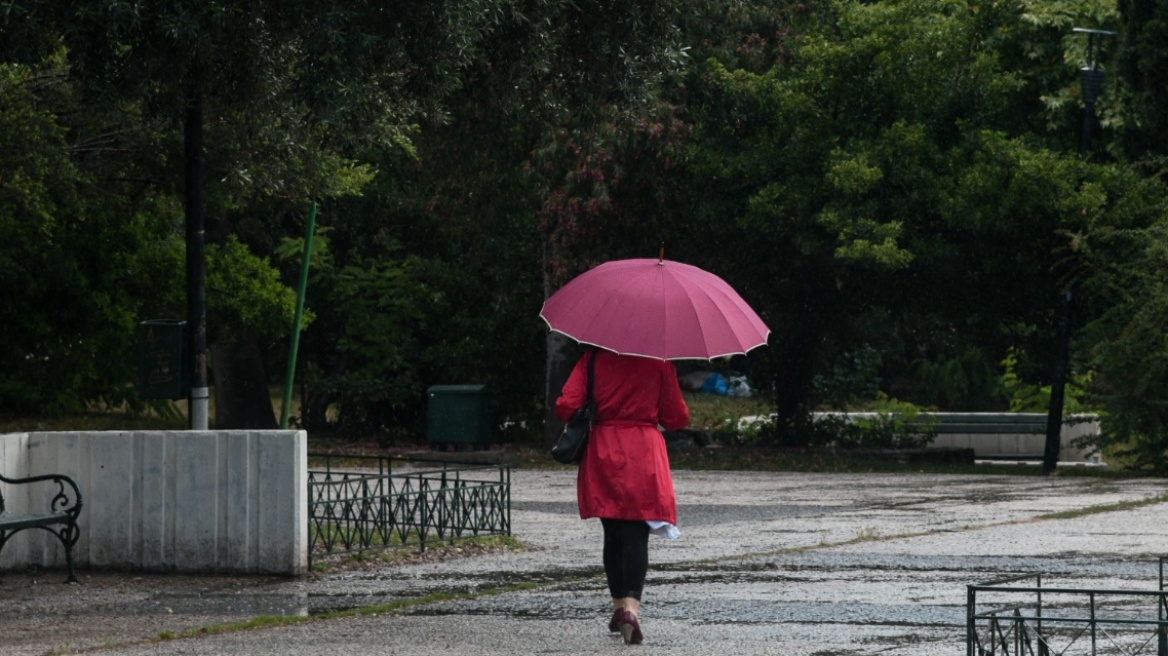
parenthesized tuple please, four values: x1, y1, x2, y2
(130, 580, 548, 649)
(1038, 494, 1168, 520)
(311, 522, 408, 550)
(186, 614, 312, 637)
(0, 410, 184, 433)
(682, 392, 772, 432)
(313, 581, 543, 621)
(309, 534, 525, 573)
(0, 385, 293, 434)
(306, 453, 390, 469)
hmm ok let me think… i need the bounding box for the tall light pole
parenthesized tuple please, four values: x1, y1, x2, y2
(1074, 28, 1114, 155)
(185, 52, 209, 431)
(1042, 27, 1115, 474)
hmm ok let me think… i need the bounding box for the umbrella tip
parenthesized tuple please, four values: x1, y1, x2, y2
(658, 243, 665, 265)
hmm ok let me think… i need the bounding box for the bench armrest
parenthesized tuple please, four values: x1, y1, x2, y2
(0, 473, 83, 519)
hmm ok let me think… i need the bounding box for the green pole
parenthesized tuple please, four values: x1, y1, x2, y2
(280, 201, 317, 429)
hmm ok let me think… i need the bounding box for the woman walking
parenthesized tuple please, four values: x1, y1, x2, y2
(555, 347, 690, 645)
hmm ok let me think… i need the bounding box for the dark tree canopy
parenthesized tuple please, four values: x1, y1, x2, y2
(4, 0, 1168, 469)
(1117, 0, 1168, 172)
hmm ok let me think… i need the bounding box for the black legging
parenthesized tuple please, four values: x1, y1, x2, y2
(601, 518, 650, 600)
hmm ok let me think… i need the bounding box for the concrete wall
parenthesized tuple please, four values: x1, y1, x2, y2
(0, 431, 306, 576)
(741, 413, 1102, 463)
(927, 415, 1100, 463)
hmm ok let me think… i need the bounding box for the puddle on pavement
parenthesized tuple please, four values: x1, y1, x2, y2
(402, 590, 960, 626)
(50, 552, 1158, 628)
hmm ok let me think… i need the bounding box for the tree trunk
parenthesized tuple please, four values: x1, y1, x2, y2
(772, 323, 821, 443)
(211, 336, 278, 429)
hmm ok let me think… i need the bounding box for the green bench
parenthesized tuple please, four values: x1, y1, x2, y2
(0, 472, 83, 582)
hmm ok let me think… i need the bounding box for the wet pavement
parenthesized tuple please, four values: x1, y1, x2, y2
(2, 468, 1167, 655)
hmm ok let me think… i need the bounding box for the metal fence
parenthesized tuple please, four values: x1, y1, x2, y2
(967, 558, 1168, 656)
(307, 454, 511, 567)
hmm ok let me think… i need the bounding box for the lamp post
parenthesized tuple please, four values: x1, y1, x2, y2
(1074, 28, 1114, 155)
(1042, 27, 1115, 475)
(185, 51, 209, 431)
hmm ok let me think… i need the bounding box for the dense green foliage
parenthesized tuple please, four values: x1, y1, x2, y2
(1116, 0, 1168, 172)
(3, 0, 1168, 471)
(0, 50, 182, 412)
(662, 0, 1129, 434)
(0, 0, 691, 436)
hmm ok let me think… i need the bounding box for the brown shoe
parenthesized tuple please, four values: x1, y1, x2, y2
(609, 609, 623, 633)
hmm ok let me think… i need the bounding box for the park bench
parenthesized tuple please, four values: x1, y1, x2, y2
(0, 472, 83, 582)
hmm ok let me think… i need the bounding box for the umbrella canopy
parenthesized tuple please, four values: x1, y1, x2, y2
(539, 258, 770, 360)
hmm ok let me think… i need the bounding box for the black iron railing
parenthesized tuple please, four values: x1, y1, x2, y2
(967, 558, 1168, 656)
(307, 454, 510, 566)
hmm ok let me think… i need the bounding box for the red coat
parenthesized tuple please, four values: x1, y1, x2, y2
(554, 350, 690, 525)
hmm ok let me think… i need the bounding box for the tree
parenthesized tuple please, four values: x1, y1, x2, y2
(1116, 0, 1168, 173)
(0, 48, 190, 414)
(321, 0, 696, 442)
(1070, 0, 1168, 471)
(1, 0, 704, 434)
(666, 0, 1127, 434)
(3, 0, 522, 426)
(1075, 182, 1168, 472)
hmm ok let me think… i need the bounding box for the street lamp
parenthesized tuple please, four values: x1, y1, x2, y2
(1074, 28, 1115, 156)
(185, 53, 209, 431)
(1042, 27, 1116, 475)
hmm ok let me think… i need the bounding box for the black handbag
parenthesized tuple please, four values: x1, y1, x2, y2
(551, 350, 596, 465)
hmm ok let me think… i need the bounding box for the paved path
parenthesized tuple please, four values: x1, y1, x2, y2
(2, 469, 1167, 655)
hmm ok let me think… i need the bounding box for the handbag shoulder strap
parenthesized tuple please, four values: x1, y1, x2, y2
(586, 349, 596, 402)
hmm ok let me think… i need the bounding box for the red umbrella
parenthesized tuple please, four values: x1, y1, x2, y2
(539, 258, 770, 360)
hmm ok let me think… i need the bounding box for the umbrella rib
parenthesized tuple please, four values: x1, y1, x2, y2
(669, 266, 769, 358)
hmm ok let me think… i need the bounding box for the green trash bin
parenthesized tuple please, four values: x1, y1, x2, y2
(427, 385, 491, 450)
(137, 320, 187, 400)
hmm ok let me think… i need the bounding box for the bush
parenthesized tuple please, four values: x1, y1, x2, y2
(739, 394, 937, 450)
